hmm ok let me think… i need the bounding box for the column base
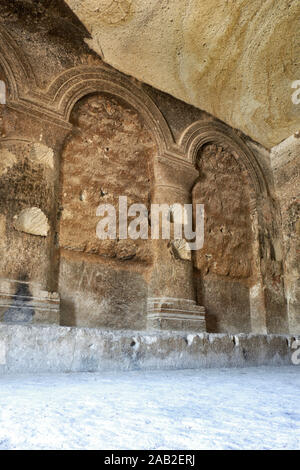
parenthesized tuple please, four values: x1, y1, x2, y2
(0, 279, 60, 325)
(147, 297, 206, 332)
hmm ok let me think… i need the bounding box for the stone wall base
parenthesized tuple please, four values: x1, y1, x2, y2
(0, 279, 60, 325)
(0, 325, 298, 375)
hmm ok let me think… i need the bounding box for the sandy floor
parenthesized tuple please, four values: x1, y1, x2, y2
(0, 366, 299, 450)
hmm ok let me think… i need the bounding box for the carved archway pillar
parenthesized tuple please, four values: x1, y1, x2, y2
(0, 108, 70, 325)
(147, 154, 206, 332)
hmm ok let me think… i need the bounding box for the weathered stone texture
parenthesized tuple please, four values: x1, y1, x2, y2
(60, 93, 156, 263)
(0, 1, 297, 337)
(198, 279, 251, 334)
(192, 144, 254, 333)
(59, 255, 148, 329)
(193, 144, 254, 279)
(0, 0, 100, 88)
(271, 136, 300, 334)
(29, 143, 54, 170)
(13, 207, 49, 237)
(66, 0, 300, 148)
(0, 325, 298, 374)
(0, 148, 16, 176)
(0, 141, 53, 284)
(0, 279, 59, 325)
(58, 93, 156, 328)
(171, 239, 192, 261)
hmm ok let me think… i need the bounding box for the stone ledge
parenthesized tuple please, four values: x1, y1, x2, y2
(0, 325, 298, 375)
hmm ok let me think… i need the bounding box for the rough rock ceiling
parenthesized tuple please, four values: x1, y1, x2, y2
(65, 0, 300, 149)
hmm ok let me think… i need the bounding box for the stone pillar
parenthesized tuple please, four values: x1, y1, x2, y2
(147, 155, 206, 332)
(0, 105, 67, 325)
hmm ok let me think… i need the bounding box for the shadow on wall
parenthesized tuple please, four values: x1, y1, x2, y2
(3, 274, 34, 324)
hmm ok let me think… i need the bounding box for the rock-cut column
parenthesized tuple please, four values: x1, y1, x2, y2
(0, 103, 65, 325)
(147, 155, 206, 332)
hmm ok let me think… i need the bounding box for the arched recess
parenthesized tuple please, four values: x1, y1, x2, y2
(180, 121, 272, 334)
(179, 120, 268, 197)
(50, 66, 177, 330)
(47, 66, 175, 156)
(57, 89, 160, 330)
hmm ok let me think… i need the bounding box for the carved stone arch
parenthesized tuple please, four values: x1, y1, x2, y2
(0, 26, 36, 102)
(181, 120, 274, 334)
(57, 78, 164, 329)
(47, 66, 175, 155)
(179, 120, 268, 198)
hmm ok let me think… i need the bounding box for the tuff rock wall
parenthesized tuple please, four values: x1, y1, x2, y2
(65, 0, 300, 149)
(59, 93, 156, 328)
(271, 135, 300, 334)
(0, 0, 297, 335)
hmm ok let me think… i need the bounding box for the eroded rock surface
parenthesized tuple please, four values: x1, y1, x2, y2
(58, 93, 156, 327)
(193, 144, 253, 279)
(29, 143, 54, 170)
(13, 207, 49, 237)
(0, 149, 16, 176)
(60, 93, 156, 263)
(66, 0, 300, 148)
(193, 143, 255, 333)
(271, 135, 300, 333)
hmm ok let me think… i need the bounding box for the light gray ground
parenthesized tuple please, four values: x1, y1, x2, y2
(0, 366, 299, 450)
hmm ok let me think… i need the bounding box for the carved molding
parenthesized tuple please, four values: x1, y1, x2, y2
(0, 26, 175, 145)
(0, 26, 176, 151)
(46, 66, 176, 154)
(179, 120, 268, 196)
(0, 26, 36, 101)
(153, 155, 199, 194)
(147, 297, 206, 332)
(0, 22, 269, 200)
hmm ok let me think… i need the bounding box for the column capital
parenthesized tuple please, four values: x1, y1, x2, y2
(153, 154, 198, 193)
